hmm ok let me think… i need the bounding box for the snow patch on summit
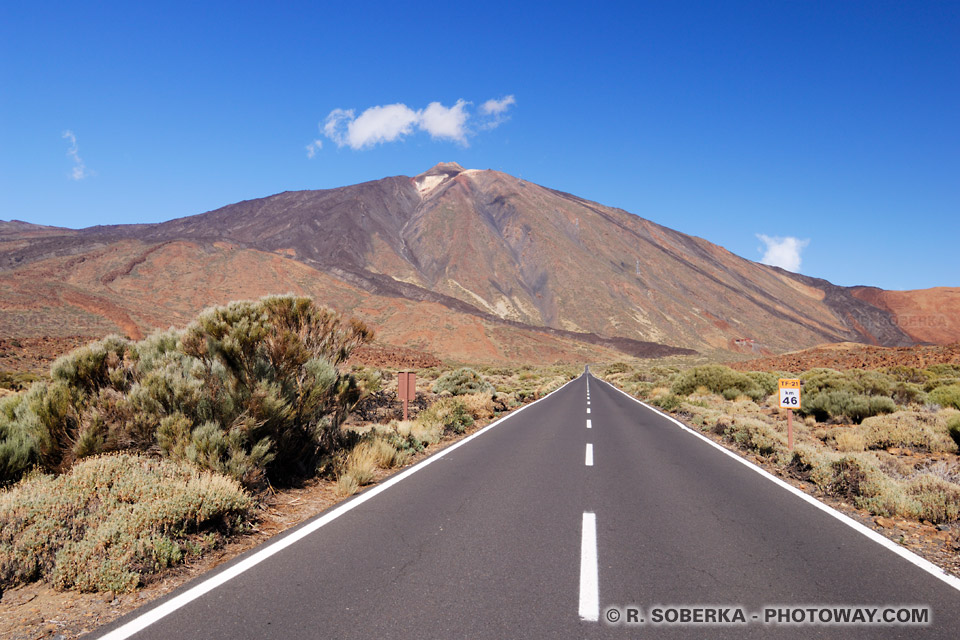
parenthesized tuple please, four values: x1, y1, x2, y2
(415, 173, 449, 196)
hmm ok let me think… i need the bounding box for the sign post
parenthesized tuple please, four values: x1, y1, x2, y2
(398, 371, 416, 421)
(778, 378, 801, 450)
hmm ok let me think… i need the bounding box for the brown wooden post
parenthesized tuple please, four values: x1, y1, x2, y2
(398, 372, 416, 421)
(787, 409, 794, 451)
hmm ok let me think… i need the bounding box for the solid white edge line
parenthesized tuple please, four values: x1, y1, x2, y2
(585, 443, 594, 467)
(595, 376, 960, 594)
(579, 512, 599, 621)
(96, 375, 585, 640)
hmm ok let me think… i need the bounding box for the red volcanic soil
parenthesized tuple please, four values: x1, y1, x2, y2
(729, 342, 960, 372)
(851, 287, 960, 345)
(348, 345, 443, 369)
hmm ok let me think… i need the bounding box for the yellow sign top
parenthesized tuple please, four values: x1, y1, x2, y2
(778, 378, 801, 389)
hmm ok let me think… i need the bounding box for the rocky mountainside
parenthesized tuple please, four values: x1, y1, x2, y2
(1, 163, 956, 366)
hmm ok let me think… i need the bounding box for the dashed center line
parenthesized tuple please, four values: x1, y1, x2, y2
(586, 419, 592, 429)
(585, 443, 594, 466)
(579, 512, 599, 621)
(586, 407, 591, 413)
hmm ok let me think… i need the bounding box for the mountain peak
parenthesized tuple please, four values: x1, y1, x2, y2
(413, 162, 467, 197)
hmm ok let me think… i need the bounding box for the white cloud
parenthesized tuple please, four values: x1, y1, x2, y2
(478, 94, 516, 130)
(756, 234, 809, 272)
(62, 130, 92, 180)
(305, 139, 322, 158)
(420, 100, 469, 143)
(480, 95, 516, 116)
(315, 95, 514, 152)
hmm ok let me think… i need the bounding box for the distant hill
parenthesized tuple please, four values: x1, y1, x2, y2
(1, 163, 956, 366)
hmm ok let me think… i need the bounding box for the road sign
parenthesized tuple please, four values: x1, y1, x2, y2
(778, 378, 801, 410)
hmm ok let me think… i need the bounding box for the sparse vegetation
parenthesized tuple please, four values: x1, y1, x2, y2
(0, 454, 252, 592)
(601, 361, 960, 527)
(432, 367, 495, 396)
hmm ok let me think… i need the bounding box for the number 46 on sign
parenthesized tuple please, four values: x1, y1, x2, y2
(778, 378, 801, 409)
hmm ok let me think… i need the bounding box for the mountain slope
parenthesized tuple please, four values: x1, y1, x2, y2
(1, 163, 955, 364)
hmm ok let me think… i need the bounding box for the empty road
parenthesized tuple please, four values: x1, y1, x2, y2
(94, 372, 960, 639)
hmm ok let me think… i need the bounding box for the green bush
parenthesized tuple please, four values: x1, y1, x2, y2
(417, 398, 475, 434)
(800, 391, 896, 424)
(650, 393, 682, 411)
(800, 368, 894, 397)
(671, 365, 765, 402)
(0, 295, 373, 488)
(947, 415, 960, 449)
(432, 368, 494, 396)
(0, 453, 252, 592)
(890, 382, 926, 406)
(745, 371, 782, 398)
(603, 363, 631, 375)
(929, 384, 960, 410)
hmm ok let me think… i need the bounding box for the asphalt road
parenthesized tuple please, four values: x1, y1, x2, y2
(94, 372, 960, 639)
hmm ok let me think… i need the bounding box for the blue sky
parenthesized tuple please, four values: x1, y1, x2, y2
(1, 1, 957, 290)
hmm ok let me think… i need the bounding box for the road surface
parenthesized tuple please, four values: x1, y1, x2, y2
(93, 372, 960, 639)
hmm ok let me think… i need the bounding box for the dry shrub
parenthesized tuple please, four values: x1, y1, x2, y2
(341, 443, 378, 486)
(903, 474, 960, 523)
(725, 417, 784, 456)
(858, 411, 957, 453)
(834, 430, 866, 452)
(334, 473, 360, 497)
(460, 393, 495, 420)
(0, 453, 252, 592)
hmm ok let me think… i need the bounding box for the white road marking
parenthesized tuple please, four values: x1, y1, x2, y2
(587, 407, 591, 414)
(579, 512, 599, 621)
(597, 376, 960, 594)
(95, 380, 581, 640)
(585, 443, 594, 466)
(586, 419, 592, 429)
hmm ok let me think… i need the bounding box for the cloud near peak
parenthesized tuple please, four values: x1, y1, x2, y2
(314, 95, 514, 152)
(756, 234, 809, 272)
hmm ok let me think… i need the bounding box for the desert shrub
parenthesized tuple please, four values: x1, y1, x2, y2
(671, 365, 765, 402)
(884, 366, 934, 385)
(417, 398, 474, 435)
(948, 414, 960, 448)
(800, 391, 895, 424)
(810, 454, 890, 505)
(0, 371, 41, 392)
(650, 393, 682, 411)
(927, 364, 960, 378)
(745, 371, 781, 398)
(0, 296, 372, 488)
(339, 443, 379, 487)
(925, 377, 960, 393)
(801, 368, 853, 395)
(890, 382, 926, 405)
(834, 430, 866, 452)
(603, 363, 631, 375)
(929, 384, 960, 410)
(460, 393, 495, 420)
(432, 368, 494, 396)
(846, 370, 894, 397)
(858, 411, 958, 454)
(725, 417, 783, 456)
(351, 367, 383, 394)
(334, 473, 360, 497)
(0, 453, 251, 592)
(903, 474, 960, 523)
